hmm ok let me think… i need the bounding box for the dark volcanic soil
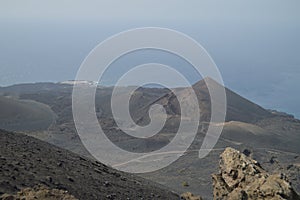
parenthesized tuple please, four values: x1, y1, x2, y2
(0, 130, 179, 200)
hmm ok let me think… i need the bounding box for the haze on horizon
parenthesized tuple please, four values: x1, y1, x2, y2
(0, 0, 299, 118)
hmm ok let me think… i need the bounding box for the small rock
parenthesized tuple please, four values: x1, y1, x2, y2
(242, 149, 251, 157)
(67, 176, 74, 182)
(103, 181, 110, 187)
(94, 168, 102, 174)
(46, 176, 53, 183)
(106, 193, 116, 199)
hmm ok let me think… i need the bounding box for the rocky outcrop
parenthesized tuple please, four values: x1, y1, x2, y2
(180, 192, 203, 200)
(0, 185, 77, 200)
(212, 147, 300, 200)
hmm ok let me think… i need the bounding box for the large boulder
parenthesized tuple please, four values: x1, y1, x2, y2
(212, 147, 300, 200)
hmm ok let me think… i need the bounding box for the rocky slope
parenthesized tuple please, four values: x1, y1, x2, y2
(0, 130, 178, 200)
(212, 147, 300, 200)
(1, 80, 300, 199)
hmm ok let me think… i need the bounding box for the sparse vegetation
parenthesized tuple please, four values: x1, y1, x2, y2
(182, 181, 189, 187)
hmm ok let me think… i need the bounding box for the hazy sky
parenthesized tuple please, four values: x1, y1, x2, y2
(0, 0, 299, 117)
(1, 1, 299, 22)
